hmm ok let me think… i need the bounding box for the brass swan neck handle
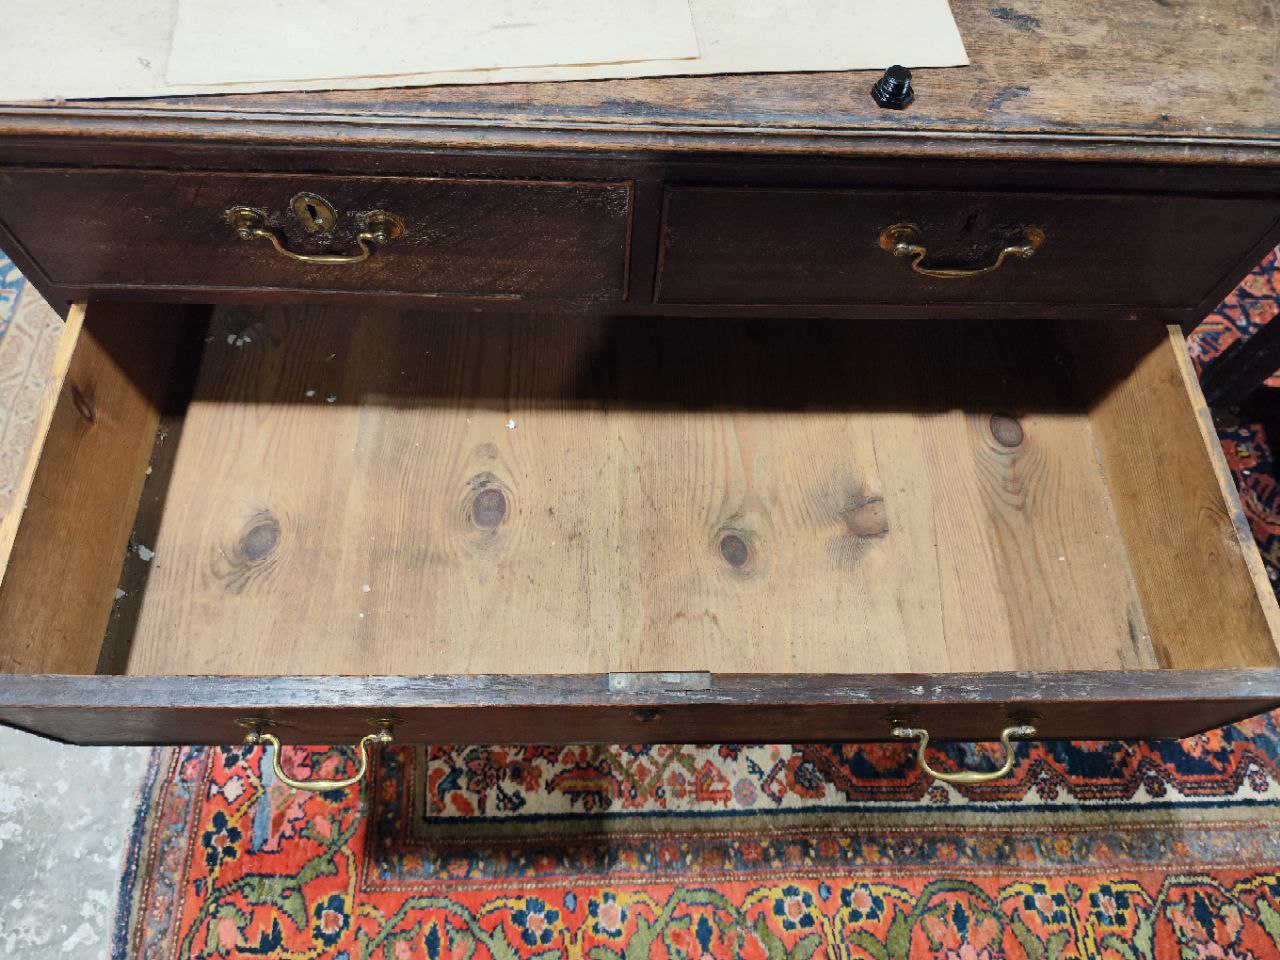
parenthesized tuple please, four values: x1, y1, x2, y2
(879, 223, 1044, 279)
(237, 718, 398, 792)
(892, 723, 1037, 785)
(228, 206, 404, 265)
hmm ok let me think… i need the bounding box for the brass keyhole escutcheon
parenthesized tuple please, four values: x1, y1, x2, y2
(290, 192, 338, 233)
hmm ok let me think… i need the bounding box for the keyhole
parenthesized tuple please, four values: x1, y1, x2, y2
(289, 192, 337, 233)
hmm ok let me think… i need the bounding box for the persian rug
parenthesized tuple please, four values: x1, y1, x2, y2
(3, 256, 1280, 959)
(0, 259, 61, 518)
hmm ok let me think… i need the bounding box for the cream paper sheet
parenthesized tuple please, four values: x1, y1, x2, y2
(167, 0, 699, 84)
(0, 0, 967, 103)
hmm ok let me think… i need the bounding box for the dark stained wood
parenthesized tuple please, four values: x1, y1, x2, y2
(0, 1, 1277, 166)
(0, 671, 1277, 746)
(0, 169, 633, 301)
(656, 187, 1280, 309)
(2, 162, 1276, 323)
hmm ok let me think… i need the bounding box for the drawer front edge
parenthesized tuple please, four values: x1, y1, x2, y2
(1, 670, 1276, 746)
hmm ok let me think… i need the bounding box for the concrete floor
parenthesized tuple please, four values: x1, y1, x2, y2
(0, 728, 149, 959)
(0, 276, 148, 957)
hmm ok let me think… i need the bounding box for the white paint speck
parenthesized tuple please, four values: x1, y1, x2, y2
(362, 584, 371, 593)
(135, 545, 155, 562)
(326, 395, 337, 404)
(305, 389, 316, 398)
(506, 418, 516, 430)
(1057, 555, 1065, 561)
(226, 334, 252, 347)
(113, 588, 127, 600)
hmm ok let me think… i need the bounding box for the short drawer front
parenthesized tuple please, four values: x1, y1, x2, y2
(0, 169, 633, 300)
(656, 186, 1280, 309)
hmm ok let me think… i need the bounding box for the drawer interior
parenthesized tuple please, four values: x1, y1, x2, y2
(2, 303, 1278, 680)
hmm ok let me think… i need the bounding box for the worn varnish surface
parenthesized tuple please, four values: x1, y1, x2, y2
(657, 188, 1280, 309)
(122, 305, 1173, 677)
(0, 169, 633, 301)
(4, 671, 1280, 745)
(0, 1, 1276, 161)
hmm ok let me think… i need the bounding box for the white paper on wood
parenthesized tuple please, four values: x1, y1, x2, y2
(0, 1, 178, 102)
(372, 0, 970, 87)
(167, 0, 699, 85)
(0, 0, 967, 103)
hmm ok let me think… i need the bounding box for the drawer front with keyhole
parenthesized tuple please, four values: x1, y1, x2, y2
(0, 168, 634, 301)
(655, 186, 1280, 310)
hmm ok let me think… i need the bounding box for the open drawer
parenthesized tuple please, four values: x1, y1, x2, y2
(1, 302, 1279, 767)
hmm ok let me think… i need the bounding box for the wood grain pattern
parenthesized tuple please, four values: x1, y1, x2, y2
(0, 302, 187, 674)
(125, 306, 1156, 677)
(0, 1, 1276, 165)
(1069, 321, 1280, 669)
(0, 169, 633, 301)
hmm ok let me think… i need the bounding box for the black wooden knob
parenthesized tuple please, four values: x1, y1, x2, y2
(872, 65, 915, 110)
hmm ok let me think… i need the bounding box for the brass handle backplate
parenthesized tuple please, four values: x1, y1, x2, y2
(879, 223, 1044, 279)
(237, 718, 397, 792)
(892, 723, 1036, 785)
(228, 206, 404, 265)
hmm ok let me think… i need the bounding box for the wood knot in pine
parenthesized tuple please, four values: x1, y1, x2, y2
(462, 472, 513, 545)
(989, 412, 1025, 448)
(845, 497, 889, 539)
(715, 528, 757, 575)
(70, 383, 95, 424)
(214, 510, 282, 594)
(472, 487, 507, 529)
(240, 515, 281, 562)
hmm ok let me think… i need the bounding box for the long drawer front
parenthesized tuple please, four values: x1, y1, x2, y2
(2, 671, 1279, 747)
(0, 169, 634, 301)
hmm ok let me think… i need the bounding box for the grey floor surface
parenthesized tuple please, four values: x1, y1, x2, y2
(0, 728, 149, 959)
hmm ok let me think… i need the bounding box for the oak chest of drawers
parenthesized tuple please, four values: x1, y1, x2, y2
(0, 0, 1279, 788)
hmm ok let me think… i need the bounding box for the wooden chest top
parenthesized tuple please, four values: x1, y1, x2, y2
(0, 0, 1276, 165)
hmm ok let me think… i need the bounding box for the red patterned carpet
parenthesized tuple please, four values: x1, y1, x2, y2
(115, 254, 1280, 960)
